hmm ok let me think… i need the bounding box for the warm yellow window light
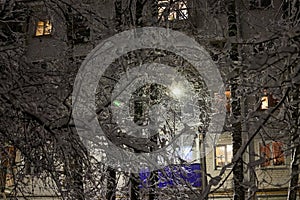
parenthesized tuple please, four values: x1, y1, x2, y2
(44, 20, 52, 35)
(261, 88, 269, 110)
(215, 145, 226, 167)
(168, 11, 176, 21)
(35, 21, 44, 36)
(215, 144, 232, 168)
(261, 96, 268, 110)
(225, 91, 231, 99)
(35, 20, 52, 36)
(225, 90, 231, 112)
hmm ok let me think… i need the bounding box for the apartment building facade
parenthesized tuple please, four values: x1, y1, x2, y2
(0, 0, 298, 199)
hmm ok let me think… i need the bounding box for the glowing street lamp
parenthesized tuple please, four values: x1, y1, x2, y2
(170, 83, 185, 99)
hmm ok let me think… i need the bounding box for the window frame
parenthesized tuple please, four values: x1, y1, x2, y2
(214, 144, 233, 169)
(259, 89, 278, 111)
(35, 19, 52, 37)
(259, 141, 286, 168)
(250, 0, 274, 9)
(158, 0, 188, 22)
(70, 12, 90, 44)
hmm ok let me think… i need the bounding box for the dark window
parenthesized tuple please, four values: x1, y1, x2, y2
(68, 12, 90, 44)
(208, 0, 226, 14)
(282, 0, 300, 21)
(250, 0, 273, 9)
(73, 14, 90, 43)
(253, 40, 277, 56)
(0, 2, 27, 45)
(0, 22, 25, 45)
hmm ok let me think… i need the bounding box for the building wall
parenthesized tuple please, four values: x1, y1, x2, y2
(25, 1, 68, 61)
(1, 0, 297, 199)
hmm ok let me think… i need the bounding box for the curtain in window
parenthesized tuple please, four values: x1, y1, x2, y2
(272, 141, 285, 165)
(260, 143, 271, 167)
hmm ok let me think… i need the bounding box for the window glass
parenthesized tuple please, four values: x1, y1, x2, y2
(261, 96, 268, 110)
(260, 141, 285, 167)
(44, 20, 52, 35)
(215, 144, 233, 168)
(272, 141, 285, 165)
(35, 21, 45, 36)
(226, 144, 233, 164)
(260, 143, 271, 167)
(35, 20, 52, 36)
(250, 0, 273, 9)
(158, 0, 188, 21)
(216, 145, 225, 167)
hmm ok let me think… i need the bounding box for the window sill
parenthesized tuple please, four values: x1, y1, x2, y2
(33, 34, 53, 38)
(249, 6, 273, 10)
(259, 165, 288, 170)
(214, 165, 233, 170)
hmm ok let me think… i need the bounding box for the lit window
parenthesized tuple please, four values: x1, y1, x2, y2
(177, 1, 188, 20)
(158, 0, 188, 21)
(215, 144, 232, 168)
(260, 141, 285, 167)
(260, 89, 277, 110)
(225, 90, 231, 113)
(261, 96, 268, 110)
(35, 20, 52, 36)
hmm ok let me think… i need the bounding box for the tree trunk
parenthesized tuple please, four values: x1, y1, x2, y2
(0, 146, 7, 194)
(226, 0, 245, 199)
(226, 0, 239, 61)
(129, 172, 140, 200)
(288, 143, 300, 200)
(64, 8, 85, 199)
(287, 88, 300, 200)
(200, 133, 208, 199)
(67, 155, 84, 200)
(149, 169, 158, 200)
(149, 136, 158, 200)
(106, 167, 116, 200)
(135, 0, 143, 27)
(114, 0, 122, 32)
(231, 83, 245, 200)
